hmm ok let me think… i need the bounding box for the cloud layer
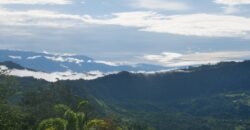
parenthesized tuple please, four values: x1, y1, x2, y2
(215, 0, 250, 5)
(143, 51, 250, 67)
(0, 65, 106, 82)
(0, 0, 72, 5)
(85, 11, 250, 38)
(0, 8, 85, 28)
(44, 56, 84, 65)
(1, 6, 250, 38)
(131, 0, 189, 11)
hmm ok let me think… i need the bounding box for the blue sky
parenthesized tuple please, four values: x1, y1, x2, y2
(1, 0, 250, 66)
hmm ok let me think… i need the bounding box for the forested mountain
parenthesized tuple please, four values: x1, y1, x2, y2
(59, 61, 250, 103)
(66, 61, 250, 129)
(1, 61, 250, 130)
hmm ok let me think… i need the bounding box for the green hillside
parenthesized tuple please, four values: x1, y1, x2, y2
(1, 61, 250, 130)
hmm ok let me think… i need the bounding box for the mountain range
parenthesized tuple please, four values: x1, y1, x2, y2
(0, 49, 169, 73)
(1, 60, 250, 130)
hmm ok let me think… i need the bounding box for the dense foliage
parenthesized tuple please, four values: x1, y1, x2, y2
(0, 69, 153, 130)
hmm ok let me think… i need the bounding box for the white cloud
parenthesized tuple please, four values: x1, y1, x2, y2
(0, 65, 107, 82)
(131, 0, 189, 11)
(0, 8, 85, 28)
(84, 11, 250, 38)
(94, 60, 118, 66)
(215, 0, 250, 5)
(27, 56, 42, 60)
(0, 0, 72, 5)
(143, 52, 182, 63)
(8, 55, 22, 59)
(143, 51, 250, 67)
(0, 66, 8, 70)
(3, 8, 249, 38)
(42, 51, 76, 56)
(9, 69, 105, 82)
(45, 56, 84, 64)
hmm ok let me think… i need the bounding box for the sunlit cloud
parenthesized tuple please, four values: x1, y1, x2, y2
(2, 8, 250, 38)
(84, 11, 250, 38)
(143, 51, 250, 67)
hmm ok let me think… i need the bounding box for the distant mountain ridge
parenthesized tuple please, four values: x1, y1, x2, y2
(0, 61, 27, 70)
(71, 60, 250, 103)
(0, 49, 169, 73)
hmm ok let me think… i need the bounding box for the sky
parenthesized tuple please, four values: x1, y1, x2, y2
(0, 0, 250, 67)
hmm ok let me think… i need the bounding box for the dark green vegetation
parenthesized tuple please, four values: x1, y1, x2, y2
(1, 61, 250, 130)
(0, 64, 154, 130)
